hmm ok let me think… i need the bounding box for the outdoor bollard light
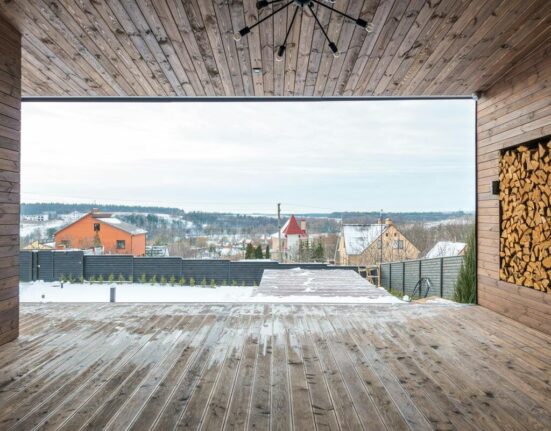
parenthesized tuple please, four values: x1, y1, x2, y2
(110, 286, 116, 303)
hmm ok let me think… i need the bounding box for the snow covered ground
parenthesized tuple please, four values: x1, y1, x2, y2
(20, 219, 67, 237)
(20, 281, 403, 304)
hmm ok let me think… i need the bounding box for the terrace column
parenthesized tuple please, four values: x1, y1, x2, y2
(476, 40, 551, 335)
(0, 14, 20, 346)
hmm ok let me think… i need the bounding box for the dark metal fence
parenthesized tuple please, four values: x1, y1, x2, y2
(380, 256, 463, 299)
(19, 251, 358, 285)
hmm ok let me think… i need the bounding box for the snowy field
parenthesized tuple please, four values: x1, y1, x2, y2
(19, 281, 404, 304)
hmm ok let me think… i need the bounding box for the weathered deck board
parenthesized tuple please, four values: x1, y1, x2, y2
(257, 268, 391, 298)
(1, 303, 551, 430)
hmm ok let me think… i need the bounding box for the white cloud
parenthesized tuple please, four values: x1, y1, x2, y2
(21, 100, 475, 213)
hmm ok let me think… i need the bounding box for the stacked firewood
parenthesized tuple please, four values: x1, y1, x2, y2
(499, 140, 551, 291)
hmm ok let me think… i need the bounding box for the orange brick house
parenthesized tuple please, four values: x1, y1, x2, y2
(54, 209, 147, 255)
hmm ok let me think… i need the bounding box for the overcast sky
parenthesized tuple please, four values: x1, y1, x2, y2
(22, 100, 475, 214)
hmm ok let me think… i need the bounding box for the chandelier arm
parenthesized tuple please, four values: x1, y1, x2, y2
(311, 0, 362, 24)
(249, 0, 294, 32)
(308, 4, 333, 46)
(282, 6, 300, 47)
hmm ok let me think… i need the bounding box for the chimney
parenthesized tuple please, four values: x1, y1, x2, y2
(385, 217, 393, 225)
(91, 208, 99, 214)
(300, 219, 306, 232)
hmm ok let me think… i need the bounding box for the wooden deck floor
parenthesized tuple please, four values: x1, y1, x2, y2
(1, 303, 551, 430)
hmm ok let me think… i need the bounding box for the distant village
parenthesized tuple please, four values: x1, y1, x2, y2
(21, 205, 473, 266)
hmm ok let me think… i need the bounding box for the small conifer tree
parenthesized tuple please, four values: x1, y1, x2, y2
(454, 228, 476, 304)
(179, 277, 186, 286)
(169, 275, 176, 286)
(190, 277, 195, 287)
(245, 243, 255, 259)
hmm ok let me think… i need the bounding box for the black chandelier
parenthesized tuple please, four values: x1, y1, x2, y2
(233, 0, 374, 60)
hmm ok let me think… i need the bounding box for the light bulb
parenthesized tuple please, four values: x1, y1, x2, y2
(328, 42, 339, 58)
(233, 31, 242, 41)
(366, 22, 374, 33)
(276, 45, 286, 61)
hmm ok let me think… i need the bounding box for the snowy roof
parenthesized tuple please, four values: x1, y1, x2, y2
(342, 224, 388, 255)
(100, 217, 147, 235)
(425, 241, 466, 259)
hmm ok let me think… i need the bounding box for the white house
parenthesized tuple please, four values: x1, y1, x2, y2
(270, 215, 308, 258)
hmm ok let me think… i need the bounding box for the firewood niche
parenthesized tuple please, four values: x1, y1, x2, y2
(499, 139, 551, 291)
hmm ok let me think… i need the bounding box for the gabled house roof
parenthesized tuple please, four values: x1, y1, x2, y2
(281, 215, 306, 236)
(425, 241, 466, 259)
(54, 211, 147, 236)
(341, 224, 389, 256)
(100, 217, 147, 235)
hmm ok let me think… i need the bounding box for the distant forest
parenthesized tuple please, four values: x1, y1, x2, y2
(21, 202, 185, 216)
(22, 203, 472, 224)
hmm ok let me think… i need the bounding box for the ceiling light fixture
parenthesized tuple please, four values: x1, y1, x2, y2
(234, 0, 374, 60)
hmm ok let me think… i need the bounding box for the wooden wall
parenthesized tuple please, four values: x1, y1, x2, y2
(477, 38, 551, 335)
(0, 14, 20, 346)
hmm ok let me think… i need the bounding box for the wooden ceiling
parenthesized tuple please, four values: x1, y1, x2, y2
(0, 0, 550, 97)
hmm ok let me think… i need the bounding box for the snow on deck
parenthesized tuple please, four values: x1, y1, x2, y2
(20, 269, 403, 304)
(256, 268, 400, 302)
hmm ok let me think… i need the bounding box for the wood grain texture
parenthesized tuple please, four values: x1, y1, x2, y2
(0, 13, 19, 347)
(0, 0, 549, 96)
(0, 303, 550, 430)
(477, 38, 551, 335)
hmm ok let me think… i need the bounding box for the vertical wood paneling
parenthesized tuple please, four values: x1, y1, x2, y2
(0, 13, 20, 346)
(477, 39, 551, 335)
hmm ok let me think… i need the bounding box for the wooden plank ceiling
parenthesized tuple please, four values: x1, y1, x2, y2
(0, 0, 550, 97)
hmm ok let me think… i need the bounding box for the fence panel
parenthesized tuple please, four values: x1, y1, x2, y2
(182, 260, 231, 284)
(443, 256, 463, 299)
(53, 251, 83, 280)
(404, 260, 421, 296)
(391, 262, 405, 294)
(19, 251, 33, 282)
(380, 263, 390, 288)
(379, 256, 464, 299)
(133, 257, 182, 280)
(84, 255, 134, 279)
(37, 251, 55, 281)
(420, 258, 442, 297)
